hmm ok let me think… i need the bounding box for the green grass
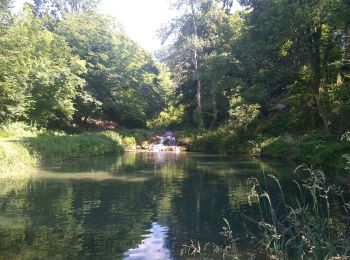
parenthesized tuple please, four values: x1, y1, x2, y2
(0, 122, 39, 139)
(24, 131, 124, 162)
(0, 124, 126, 177)
(0, 141, 37, 178)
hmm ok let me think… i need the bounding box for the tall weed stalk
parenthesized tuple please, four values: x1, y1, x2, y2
(247, 166, 350, 259)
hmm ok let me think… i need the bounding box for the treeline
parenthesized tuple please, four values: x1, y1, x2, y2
(158, 0, 350, 135)
(0, 0, 172, 129)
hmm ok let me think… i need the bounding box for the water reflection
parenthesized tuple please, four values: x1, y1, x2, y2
(124, 222, 170, 260)
(0, 152, 297, 259)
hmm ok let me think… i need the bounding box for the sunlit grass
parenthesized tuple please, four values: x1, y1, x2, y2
(0, 124, 125, 178)
(0, 141, 37, 179)
(24, 131, 124, 162)
(0, 122, 39, 139)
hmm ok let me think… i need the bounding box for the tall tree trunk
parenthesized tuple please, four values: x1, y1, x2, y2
(346, 28, 350, 61)
(311, 26, 329, 131)
(210, 84, 217, 129)
(190, 0, 203, 128)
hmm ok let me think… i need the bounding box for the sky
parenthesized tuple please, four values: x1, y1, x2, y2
(14, 0, 241, 52)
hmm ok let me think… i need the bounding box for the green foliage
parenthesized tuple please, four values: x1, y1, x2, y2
(256, 132, 350, 170)
(1, 5, 172, 130)
(228, 95, 260, 130)
(260, 137, 296, 159)
(147, 105, 185, 130)
(56, 12, 169, 127)
(0, 122, 39, 138)
(117, 128, 153, 147)
(295, 133, 350, 169)
(32, 0, 101, 18)
(0, 9, 84, 127)
(122, 136, 136, 150)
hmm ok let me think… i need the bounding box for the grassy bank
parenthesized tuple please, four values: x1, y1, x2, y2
(0, 124, 128, 177)
(0, 141, 37, 178)
(183, 128, 350, 170)
(24, 131, 124, 162)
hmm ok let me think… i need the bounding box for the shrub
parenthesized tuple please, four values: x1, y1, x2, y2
(122, 136, 136, 150)
(147, 105, 185, 130)
(295, 133, 350, 169)
(260, 136, 296, 159)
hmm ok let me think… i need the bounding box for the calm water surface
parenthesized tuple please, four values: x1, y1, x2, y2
(0, 152, 298, 259)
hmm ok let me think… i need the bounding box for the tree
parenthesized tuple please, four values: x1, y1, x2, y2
(237, 0, 349, 132)
(161, 0, 207, 127)
(32, 0, 100, 18)
(0, 0, 12, 24)
(57, 12, 170, 128)
(0, 8, 85, 127)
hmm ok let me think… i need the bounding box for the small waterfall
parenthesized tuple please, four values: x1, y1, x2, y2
(151, 131, 179, 153)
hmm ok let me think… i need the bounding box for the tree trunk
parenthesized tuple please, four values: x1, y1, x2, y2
(83, 116, 88, 123)
(190, 0, 203, 128)
(210, 84, 217, 128)
(346, 28, 350, 61)
(311, 26, 329, 131)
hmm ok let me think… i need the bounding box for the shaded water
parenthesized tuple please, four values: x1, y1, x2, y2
(0, 152, 298, 259)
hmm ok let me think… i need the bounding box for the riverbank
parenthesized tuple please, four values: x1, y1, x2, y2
(175, 129, 350, 171)
(1, 123, 349, 178)
(0, 124, 136, 178)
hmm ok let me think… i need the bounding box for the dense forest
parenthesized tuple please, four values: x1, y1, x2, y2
(155, 0, 350, 168)
(1, 0, 350, 168)
(0, 0, 172, 129)
(159, 0, 350, 134)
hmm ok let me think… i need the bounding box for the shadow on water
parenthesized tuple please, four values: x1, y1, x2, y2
(0, 152, 299, 259)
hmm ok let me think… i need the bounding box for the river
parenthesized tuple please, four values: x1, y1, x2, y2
(0, 152, 298, 259)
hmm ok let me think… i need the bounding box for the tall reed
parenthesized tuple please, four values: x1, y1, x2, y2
(247, 166, 350, 259)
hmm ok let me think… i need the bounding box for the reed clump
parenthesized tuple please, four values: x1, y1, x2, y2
(247, 166, 350, 259)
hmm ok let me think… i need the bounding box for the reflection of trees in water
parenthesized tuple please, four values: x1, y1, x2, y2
(0, 179, 162, 258)
(154, 155, 296, 257)
(0, 153, 295, 259)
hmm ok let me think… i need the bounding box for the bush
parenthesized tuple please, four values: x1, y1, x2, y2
(117, 128, 153, 147)
(147, 105, 185, 130)
(260, 136, 296, 159)
(122, 136, 136, 150)
(295, 133, 350, 169)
